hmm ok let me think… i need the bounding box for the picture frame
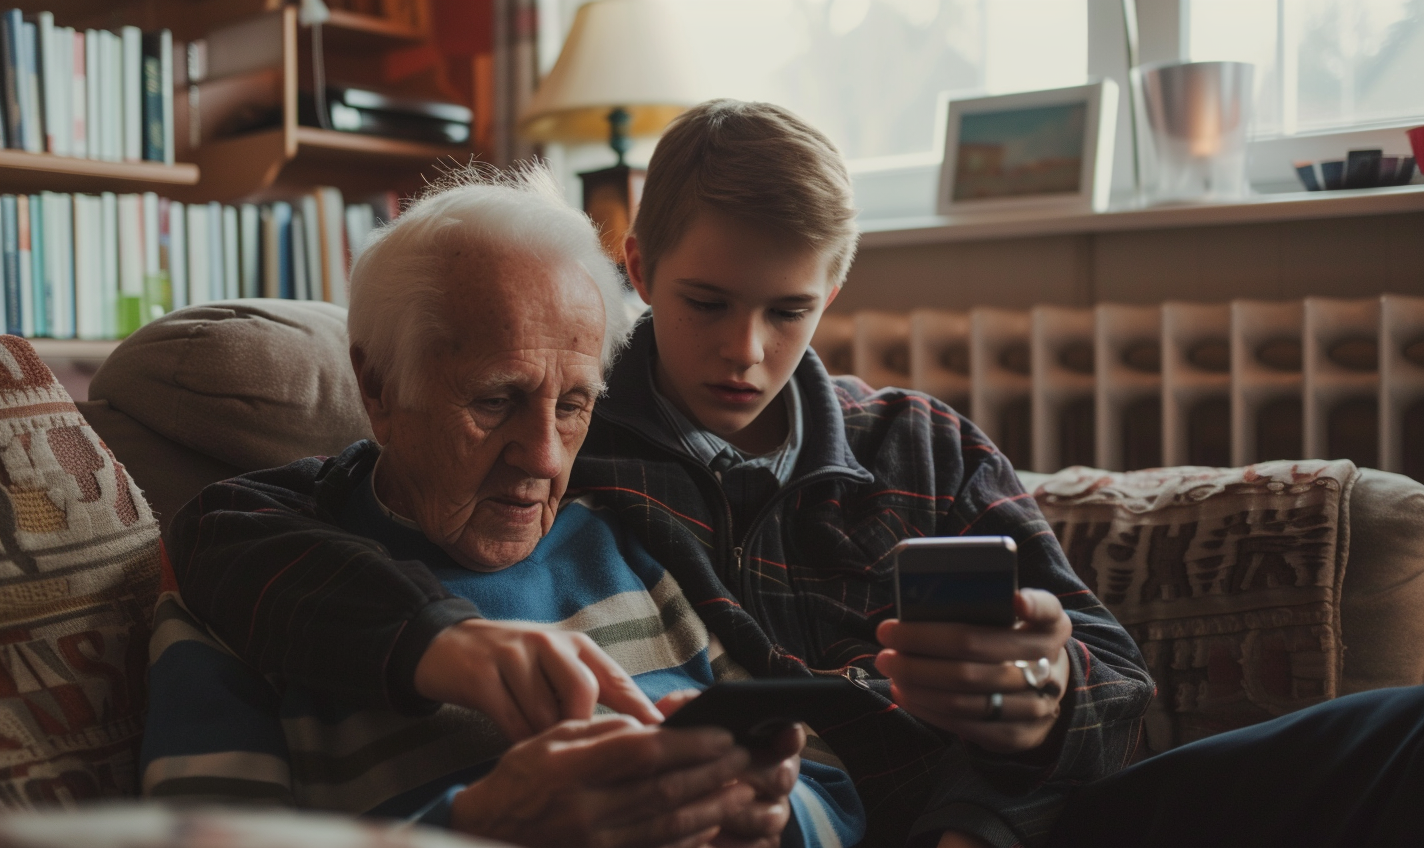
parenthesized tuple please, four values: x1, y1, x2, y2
(936, 80, 1119, 217)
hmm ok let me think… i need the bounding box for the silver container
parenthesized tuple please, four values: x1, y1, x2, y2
(1135, 61, 1254, 202)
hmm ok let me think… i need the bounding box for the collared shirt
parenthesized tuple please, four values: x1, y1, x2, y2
(648, 358, 805, 540)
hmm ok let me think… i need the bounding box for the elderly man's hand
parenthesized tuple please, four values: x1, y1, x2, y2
(655, 691, 803, 848)
(417, 620, 663, 740)
(450, 715, 755, 848)
(875, 588, 1072, 755)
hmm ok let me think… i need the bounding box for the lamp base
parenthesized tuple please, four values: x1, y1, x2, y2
(580, 164, 646, 266)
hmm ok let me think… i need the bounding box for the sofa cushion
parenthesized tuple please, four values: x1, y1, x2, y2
(1019, 461, 1356, 758)
(0, 336, 160, 805)
(87, 299, 373, 473)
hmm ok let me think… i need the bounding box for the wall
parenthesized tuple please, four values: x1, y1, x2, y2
(833, 210, 1424, 313)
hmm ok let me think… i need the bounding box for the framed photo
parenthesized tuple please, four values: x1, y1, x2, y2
(936, 80, 1118, 216)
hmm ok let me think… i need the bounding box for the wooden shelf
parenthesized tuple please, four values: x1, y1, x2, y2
(859, 183, 1424, 248)
(0, 150, 200, 195)
(294, 127, 469, 163)
(320, 9, 426, 49)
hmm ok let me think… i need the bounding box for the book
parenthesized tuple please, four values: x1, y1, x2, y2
(299, 195, 321, 301)
(141, 31, 162, 162)
(41, 191, 73, 338)
(205, 200, 222, 301)
(169, 199, 186, 310)
(28, 194, 44, 336)
(1, 195, 16, 335)
(84, 30, 98, 160)
(157, 197, 173, 319)
(185, 201, 208, 305)
(158, 29, 173, 165)
(100, 191, 117, 336)
(16, 194, 31, 336)
(33, 11, 57, 155)
(269, 201, 291, 299)
(19, 20, 43, 152)
(315, 187, 347, 306)
(54, 26, 73, 156)
(0, 10, 20, 148)
(70, 29, 85, 159)
(100, 30, 120, 162)
(121, 26, 141, 162)
(116, 193, 143, 336)
(143, 192, 166, 322)
(222, 204, 238, 299)
(239, 203, 259, 299)
(345, 203, 374, 264)
(73, 193, 104, 339)
(290, 209, 308, 300)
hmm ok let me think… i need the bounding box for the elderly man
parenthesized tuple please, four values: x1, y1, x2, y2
(142, 170, 866, 848)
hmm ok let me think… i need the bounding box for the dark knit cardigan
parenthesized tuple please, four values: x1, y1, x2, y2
(167, 319, 1153, 847)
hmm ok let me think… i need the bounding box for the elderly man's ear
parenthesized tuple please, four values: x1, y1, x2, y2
(350, 346, 394, 446)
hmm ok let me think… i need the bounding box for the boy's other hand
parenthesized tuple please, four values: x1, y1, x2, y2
(874, 588, 1072, 754)
(416, 619, 663, 740)
(452, 715, 754, 847)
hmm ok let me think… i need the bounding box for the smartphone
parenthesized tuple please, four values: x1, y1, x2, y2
(892, 536, 1017, 626)
(661, 678, 863, 748)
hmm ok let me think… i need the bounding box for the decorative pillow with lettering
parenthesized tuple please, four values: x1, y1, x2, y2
(0, 336, 160, 806)
(1024, 460, 1356, 758)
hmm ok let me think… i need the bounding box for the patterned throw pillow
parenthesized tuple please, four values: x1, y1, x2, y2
(1024, 460, 1356, 759)
(0, 336, 160, 806)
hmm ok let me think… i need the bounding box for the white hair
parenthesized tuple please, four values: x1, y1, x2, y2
(347, 164, 634, 406)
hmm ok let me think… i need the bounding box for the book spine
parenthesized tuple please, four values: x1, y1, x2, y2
(74, 195, 101, 340)
(274, 202, 292, 299)
(143, 192, 164, 323)
(205, 201, 221, 301)
(19, 21, 41, 152)
(116, 193, 142, 335)
(157, 196, 172, 317)
(141, 32, 161, 162)
(0, 11, 15, 149)
(169, 200, 186, 310)
(300, 195, 321, 301)
(222, 205, 238, 299)
(84, 30, 98, 160)
(290, 210, 307, 301)
(261, 205, 277, 299)
(185, 202, 206, 305)
(317, 187, 347, 306)
(28, 194, 43, 336)
(34, 11, 56, 154)
(239, 203, 259, 299)
(100, 191, 117, 337)
(160, 30, 173, 166)
(16, 194, 30, 336)
(43, 192, 73, 339)
(1, 195, 16, 335)
(53, 26, 72, 157)
(70, 29, 85, 159)
(121, 26, 141, 162)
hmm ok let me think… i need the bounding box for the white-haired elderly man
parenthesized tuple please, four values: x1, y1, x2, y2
(142, 170, 866, 848)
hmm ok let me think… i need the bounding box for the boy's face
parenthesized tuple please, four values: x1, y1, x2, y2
(626, 212, 836, 455)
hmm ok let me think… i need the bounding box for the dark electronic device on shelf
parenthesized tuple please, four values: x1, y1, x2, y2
(662, 679, 865, 748)
(1295, 149, 1416, 192)
(299, 86, 471, 144)
(892, 536, 1018, 626)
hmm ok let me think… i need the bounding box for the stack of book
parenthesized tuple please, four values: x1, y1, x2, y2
(0, 9, 174, 164)
(1, 187, 396, 339)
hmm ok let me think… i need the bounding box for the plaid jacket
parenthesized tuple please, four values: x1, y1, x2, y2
(167, 320, 1152, 847)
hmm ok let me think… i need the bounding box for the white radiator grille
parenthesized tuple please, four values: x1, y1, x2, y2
(812, 296, 1424, 479)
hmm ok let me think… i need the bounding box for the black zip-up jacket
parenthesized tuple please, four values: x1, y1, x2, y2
(168, 319, 1153, 847)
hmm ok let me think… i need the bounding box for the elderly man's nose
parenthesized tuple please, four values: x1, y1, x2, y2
(504, 409, 564, 479)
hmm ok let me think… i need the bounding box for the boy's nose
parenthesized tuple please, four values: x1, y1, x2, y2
(720, 319, 765, 369)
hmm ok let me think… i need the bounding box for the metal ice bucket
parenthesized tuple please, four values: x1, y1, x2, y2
(1135, 61, 1255, 202)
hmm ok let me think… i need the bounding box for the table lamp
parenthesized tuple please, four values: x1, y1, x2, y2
(519, 0, 704, 264)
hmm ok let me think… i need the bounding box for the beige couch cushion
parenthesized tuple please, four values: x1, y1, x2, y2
(0, 336, 160, 805)
(87, 300, 373, 473)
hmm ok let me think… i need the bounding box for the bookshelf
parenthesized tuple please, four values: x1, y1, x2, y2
(0, 0, 482, 358)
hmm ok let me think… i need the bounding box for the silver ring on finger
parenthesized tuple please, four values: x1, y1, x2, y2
(983, 692, 1003, 722)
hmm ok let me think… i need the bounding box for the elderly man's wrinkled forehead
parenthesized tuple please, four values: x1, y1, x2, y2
(434, 245, 606, 360)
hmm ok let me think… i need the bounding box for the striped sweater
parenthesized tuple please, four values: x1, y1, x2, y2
(142, 472, 865, 847)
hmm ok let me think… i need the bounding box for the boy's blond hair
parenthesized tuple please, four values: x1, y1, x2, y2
(632, 99, 858, 288)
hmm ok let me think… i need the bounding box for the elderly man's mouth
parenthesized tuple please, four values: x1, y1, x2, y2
(485, 497, 543, 522)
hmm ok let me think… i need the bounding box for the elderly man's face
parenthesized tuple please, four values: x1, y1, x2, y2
(358, 251, 606, 570)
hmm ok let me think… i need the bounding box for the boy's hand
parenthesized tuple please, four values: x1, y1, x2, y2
(416, 619, 663, 740)
(875, 589, 1072, 754)
(452, 715, 755, 847)
(657, 690, 803, 848)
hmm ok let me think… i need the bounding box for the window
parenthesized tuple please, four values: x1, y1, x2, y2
(544, 0, 1089, 165)
(1187, 0, 1424, 137)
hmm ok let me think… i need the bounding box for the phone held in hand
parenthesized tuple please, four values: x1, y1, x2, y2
(892, 536, 1018, 626)
(661, 678, 863, 748)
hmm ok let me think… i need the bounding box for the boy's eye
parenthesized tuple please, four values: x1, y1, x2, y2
(773, 308, 809, 322)
(685, 297, 725, 312)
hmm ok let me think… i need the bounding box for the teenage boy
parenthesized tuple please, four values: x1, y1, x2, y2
(168, 101, 1153, 847)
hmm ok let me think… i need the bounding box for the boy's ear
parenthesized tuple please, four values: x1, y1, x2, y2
(826, 285, 841, 307)
(624, 235, 653, 306)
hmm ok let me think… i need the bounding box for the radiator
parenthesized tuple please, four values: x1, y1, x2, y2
(810, 295, 1424, 479)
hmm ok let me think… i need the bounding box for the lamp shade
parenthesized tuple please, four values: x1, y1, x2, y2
(519, 0, 706, 143)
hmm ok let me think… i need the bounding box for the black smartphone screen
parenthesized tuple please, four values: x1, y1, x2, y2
(894, 537, 1017, 626)
(661, 679, 863, 747)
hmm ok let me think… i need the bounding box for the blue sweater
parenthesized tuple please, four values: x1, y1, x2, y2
(143, 470, 865, 847)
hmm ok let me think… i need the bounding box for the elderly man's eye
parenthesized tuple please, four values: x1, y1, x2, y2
(474, 397, 512, 413)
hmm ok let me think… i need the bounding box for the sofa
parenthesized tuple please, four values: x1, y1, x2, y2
(1, 298, 1422, 810)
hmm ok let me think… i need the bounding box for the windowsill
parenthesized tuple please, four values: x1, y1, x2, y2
(856, 182, 1424, 248)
